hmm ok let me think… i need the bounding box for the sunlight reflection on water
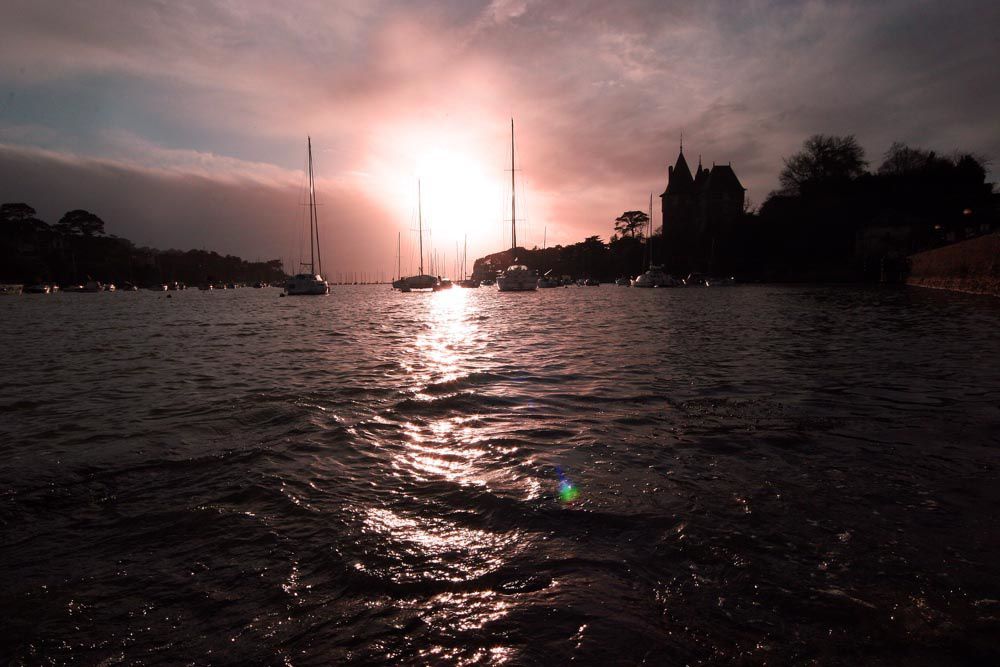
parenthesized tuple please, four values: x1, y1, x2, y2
(2, 285, 998, 663)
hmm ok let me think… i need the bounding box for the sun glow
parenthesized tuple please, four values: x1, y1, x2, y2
(362, 124, 507, 276)
(415, 149, 499, 246)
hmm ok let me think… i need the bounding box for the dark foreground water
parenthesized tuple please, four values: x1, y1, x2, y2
(1, 285, 999, 665)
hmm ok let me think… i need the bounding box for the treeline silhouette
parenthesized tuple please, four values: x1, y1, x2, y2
(473, 136, 996, 282)
(747, 137, 995, 281)
(0, 204, 286, 286)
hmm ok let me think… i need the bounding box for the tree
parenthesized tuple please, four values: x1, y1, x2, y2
(614, 210, 649, 238)
(878, 142, 942, 175)
(57, 209, 106, 236)
(779, 134, 867, 194)
(1, 202, 37, 224)
(1, 202, 50, 232)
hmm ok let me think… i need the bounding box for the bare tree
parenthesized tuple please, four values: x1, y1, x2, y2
(779, 135, 867, 194)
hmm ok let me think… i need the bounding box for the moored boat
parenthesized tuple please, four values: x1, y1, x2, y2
(286, 137, 330, 296)
(458, 236, 479, 288)
(537, 270, 560, 288)
(496, 119, 537, 293)
(394, 181, 439, 292)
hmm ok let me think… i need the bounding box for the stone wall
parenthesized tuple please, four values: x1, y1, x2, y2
(907, 233, 999, 297)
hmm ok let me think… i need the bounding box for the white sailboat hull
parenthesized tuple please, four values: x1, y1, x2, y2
(497, 266, 537, 292)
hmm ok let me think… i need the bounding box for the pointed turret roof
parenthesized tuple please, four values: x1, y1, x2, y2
(664, 147, 695, 195)
(693, 157, 710, 192)
(705, 164, 746, 194)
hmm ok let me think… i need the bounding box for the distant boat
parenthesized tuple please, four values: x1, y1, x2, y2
(286, 137, 331, 296)
(632, 194, 679, 287)
(458, 236, 479, 288)
(537, 270, 560, 288)
(497, 119, 537, 293)
(684, 273, 709, 287)
(25, 284, 51, 294)
(632, 267, 673, 287)
(0, 284, 23, 295)
(394, 181, 440, 291)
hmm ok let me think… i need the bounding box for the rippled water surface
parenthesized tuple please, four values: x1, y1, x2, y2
(2, 285, 999, 664)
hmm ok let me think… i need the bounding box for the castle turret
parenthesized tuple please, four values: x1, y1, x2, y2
(661, 145, 698, 275)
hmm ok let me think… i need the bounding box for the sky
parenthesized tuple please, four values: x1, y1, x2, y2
(1, 0, 998, 277)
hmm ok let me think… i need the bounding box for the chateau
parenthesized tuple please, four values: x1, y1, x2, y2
(660, 145, 746, 275)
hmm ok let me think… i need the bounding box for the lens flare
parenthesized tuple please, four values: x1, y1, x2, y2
(556, 467, 580, 504)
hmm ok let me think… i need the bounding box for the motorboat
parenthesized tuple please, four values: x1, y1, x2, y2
(537, 271, 560, 288)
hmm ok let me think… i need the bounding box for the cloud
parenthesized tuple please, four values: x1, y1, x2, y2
(0, 142, 400, 278)
(0, 0, 997, 263)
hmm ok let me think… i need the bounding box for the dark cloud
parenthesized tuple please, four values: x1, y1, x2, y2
(0, 144, 399, 276)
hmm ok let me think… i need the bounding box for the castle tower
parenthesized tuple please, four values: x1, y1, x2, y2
(660, 146, 698, 275)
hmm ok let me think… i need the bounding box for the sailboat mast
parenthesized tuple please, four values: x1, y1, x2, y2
(648, 193, 653, 269)
(463, 235, 467, 280)
(307, 137, 316, 274)
(397, 232, 401, 281)
(418, 180, 424, 275)
(510, 118, 516, 251)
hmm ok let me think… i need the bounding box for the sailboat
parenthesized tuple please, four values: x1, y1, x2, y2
(393, 181, 439, 291)
(631, 194, 676, 288)
(286, 137, 331, 295)
(497, 119, 537, 292)
(458, 235, 479, 288)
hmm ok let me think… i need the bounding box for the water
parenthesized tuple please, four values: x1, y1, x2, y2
(1, 285, 998, 664)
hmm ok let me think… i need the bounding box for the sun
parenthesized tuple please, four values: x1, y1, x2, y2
(414, 148, 499, 244)
(359, 123, 514, 275)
